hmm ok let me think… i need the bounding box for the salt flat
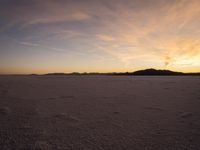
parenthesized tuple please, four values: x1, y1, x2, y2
(0, 76, 200, 150)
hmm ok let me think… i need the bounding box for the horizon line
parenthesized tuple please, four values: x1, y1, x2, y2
(1, 68, 200, 76)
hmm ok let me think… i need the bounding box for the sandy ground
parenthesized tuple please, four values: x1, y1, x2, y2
(0, 75, 200, 150)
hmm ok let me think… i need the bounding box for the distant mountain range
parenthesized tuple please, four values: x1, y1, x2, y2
(42, 69, 200, 76)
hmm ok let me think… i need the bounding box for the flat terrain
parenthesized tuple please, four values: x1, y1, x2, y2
(0, 76, 200, 150)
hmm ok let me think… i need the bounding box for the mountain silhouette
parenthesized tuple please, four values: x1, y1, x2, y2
(40, 68, 200, 76)
(132, 68, 184, 75)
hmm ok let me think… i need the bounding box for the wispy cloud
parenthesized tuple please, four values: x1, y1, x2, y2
(96, 34, 115, 42)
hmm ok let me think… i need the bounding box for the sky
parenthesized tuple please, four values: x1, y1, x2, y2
(0, 0, 200, 74)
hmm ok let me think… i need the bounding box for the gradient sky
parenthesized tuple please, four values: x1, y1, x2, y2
(0, 0, 200, 74)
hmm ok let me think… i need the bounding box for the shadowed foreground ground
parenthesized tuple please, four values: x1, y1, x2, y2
(0, 76, 200, 150)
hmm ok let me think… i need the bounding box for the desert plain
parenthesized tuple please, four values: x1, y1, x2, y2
(0, 75, 200, 150)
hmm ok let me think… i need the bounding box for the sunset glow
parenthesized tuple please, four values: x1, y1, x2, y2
(0, 0, 200, 74)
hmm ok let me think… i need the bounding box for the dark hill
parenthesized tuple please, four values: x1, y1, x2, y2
(132, 68, 184, 76)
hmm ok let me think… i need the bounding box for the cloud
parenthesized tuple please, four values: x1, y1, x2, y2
(164, 55, 172, 67)
(0, 0, 92, 28)
(18, 41, 67, 53)
(21, 11, 91, 28)
(96, 34, 115, 42)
